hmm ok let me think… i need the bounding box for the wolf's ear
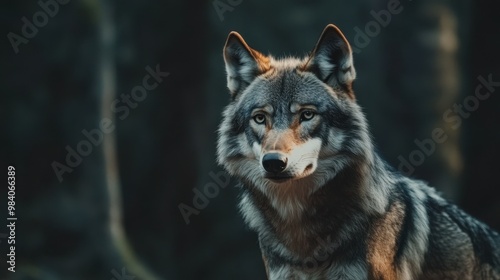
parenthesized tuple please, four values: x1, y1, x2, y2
(304, 24, 356, 93)
(223, 32, 270, 96)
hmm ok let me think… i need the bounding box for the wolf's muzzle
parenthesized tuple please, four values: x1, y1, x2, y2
(262, 153, 288, 174)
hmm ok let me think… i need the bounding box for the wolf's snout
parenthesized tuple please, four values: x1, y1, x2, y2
(262, 153, 288, 173)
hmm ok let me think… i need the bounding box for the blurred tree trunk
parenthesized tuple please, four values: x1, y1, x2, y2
(1, 1, 126, 278)
(98, 0, 158, 279)
(378, 0, 465, 201)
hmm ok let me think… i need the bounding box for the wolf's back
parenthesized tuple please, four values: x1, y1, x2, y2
(405, 182, 500, 279)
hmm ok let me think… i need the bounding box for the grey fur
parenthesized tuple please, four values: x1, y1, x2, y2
(217, 24, 500, 280)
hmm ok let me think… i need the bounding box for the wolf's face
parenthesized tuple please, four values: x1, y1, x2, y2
(218, 25, 371, 198)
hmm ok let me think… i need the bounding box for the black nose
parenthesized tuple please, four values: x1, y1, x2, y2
(262, 153, 287, 173)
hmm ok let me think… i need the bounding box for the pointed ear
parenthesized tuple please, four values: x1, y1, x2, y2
(304, 24, 356, 93)
(223, 32, 270, 96)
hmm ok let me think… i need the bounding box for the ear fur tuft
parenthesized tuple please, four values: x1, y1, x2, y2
(304, 24, 356, 96)
(223, 32, 270, 96)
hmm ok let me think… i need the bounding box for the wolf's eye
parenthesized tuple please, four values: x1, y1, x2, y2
(300, 111, 315, 122)
(253, 114, 266, 124)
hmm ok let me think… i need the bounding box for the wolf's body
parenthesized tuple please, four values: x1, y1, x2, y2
(217, 24, 500, 279)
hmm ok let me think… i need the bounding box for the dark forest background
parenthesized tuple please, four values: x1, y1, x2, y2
(1, 0, 499, 279)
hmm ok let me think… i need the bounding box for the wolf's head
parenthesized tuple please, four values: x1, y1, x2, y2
(217, 24, 373, 204)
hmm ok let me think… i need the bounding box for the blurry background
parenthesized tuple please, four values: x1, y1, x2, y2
(2, 0, 500, 279)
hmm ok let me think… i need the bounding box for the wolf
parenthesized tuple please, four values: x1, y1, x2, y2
(216, 24, 500, 279)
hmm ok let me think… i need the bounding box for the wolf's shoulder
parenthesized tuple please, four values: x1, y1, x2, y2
(390, 174, 500, 269)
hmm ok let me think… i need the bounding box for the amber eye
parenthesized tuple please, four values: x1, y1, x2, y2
(300, 110, 315, 122)
(253, 114, 266, 124)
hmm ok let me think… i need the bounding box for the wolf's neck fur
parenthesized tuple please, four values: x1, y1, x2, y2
(241, 140, 393, 258)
